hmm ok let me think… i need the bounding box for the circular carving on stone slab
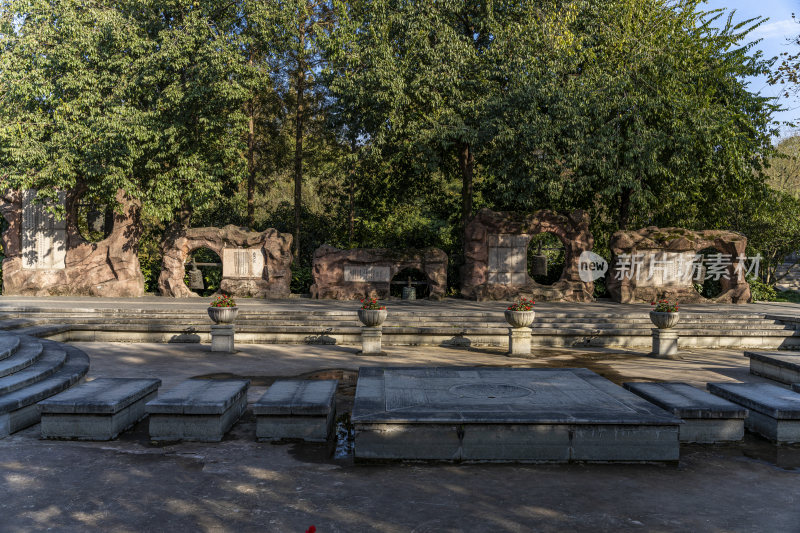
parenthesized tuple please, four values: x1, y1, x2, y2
(448, 383, 533, 399)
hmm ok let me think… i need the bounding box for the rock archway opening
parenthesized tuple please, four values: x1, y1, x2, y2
(527, 232, 565, 287)
(185, 247, 222, 297)
(390, 267, 431, 298)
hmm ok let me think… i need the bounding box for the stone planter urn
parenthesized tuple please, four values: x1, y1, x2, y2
(208, 306, 239, 324)
(649, 311, 679, 329)
(358, 309, 387, 327)
(504, 310, 535, 328)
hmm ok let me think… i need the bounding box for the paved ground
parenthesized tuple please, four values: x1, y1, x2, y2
(2, 342, 800, 532)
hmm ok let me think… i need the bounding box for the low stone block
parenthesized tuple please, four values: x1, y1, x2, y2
(624, 382, 746, 443)
(146, 379, 249, 442)
(707, 382, 800, 443)
(651, 329, 679, 359)
(508, 327, 532, 357)
(211, 324, 235, 353)
(254, 380, 337, 442)
(38, 378, 161, 440)
(745, 351, 800, 385)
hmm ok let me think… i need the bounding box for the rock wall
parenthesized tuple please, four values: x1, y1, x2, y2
(0, 189, 144, 297)
(310, 245, 447, 300)
(606, 227, 750, 304)
(158, 225, 292, 298)
(461, 208, 594, 302)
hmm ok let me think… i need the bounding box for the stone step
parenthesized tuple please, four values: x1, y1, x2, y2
(745, 351, 800, 385)
(0, 344, 67, 395)
(0, 335, 20, 361)
(707, 382, 800, 443)
(0, 336, 44, 378)
(146, 379, 250, 442)
(39, 378, 161, 440)
(19, 316, 792, 331)
(623, 382, 746, 443)
(0, 309, 776, 321)
(0, 343, 90, 438)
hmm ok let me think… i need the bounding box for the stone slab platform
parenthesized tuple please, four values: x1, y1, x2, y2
(623, 382, 745, 443)
(254, 380, 337, 442)
(39, 378, 161, 440)
(745, 351, 800, 385)
(707, 382, 800, 443)
(352, 367, 681, 463)
(146, 379, 249, 442)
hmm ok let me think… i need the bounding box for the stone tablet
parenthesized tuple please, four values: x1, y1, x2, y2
(707, 382, 800, 443)
(146, 379, 249, 442)
(353, 367, 680, 462)
(39, 378, 161, 440)
(343, 265, 391, 283)
(487, 233, 529, 287)
(21, 190, 66, 270)
(254, 380, 337, 442)
(222, 248, 264, 279)
(624, 382, 745, 443)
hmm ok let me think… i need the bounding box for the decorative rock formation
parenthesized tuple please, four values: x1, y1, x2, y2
(158, 225, 292, 298)
(461, 208, 594, 302)
(606, 227, 750, 304)
(0, 189, 144, 296)
(310, 245, 447, 300)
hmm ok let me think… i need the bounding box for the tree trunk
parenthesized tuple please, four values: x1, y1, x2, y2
(293, 57, 305, 260)
(246, 52, 256, 228)
(458, 142, 474, 255)
(618, 187, 633, 230)
(348, 176, 355, 247)
(247, 101, 256, 228)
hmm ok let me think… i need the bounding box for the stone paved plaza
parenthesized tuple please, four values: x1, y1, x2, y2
(2, 340, 800, 532)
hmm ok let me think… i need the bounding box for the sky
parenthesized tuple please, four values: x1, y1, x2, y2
(703, 0, 800, 138)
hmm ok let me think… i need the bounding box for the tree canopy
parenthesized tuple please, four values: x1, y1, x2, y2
(1, 0, 795, 293)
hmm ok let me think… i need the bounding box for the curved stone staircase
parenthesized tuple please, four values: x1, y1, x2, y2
(0, 333, 89, 438)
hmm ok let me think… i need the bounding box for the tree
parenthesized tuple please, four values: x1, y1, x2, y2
(0, 0, 250, 223)
(268, 0, 334, 259)
(326, 0, 505, 259)
(765, 135, 800, 198)
(482, 0, 779, 235)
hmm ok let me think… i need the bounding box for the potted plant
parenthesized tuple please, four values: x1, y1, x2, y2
(649, 299, 680, 329)
(357, 298, 387, 327)
(504, 297, 535, 328)
(208, 294, 239, 324)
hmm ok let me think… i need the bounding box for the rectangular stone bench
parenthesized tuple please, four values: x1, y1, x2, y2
(38, 378, 161, 440)
(254, 380, 337, 442)
(707, 382, 800, 443)
(745, 351, 800, 385)
(624, 382, 746, 443)
(146, 379, 249, 442)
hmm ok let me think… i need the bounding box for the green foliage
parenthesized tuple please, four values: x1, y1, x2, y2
(291, 265, 313, 294)
(0, 0, 792, 300)
(747, 275, 778, 302)
(0, 0, 250, 220)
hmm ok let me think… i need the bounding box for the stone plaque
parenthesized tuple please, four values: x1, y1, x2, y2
(487, 233, 529, 286)
(343, 265, 391, 283)
(634, 251, 696, 288)
(222, 248, 264, 279)
(21, 190, 66, 270)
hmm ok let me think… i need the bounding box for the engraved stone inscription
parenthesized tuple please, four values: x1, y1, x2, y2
(343, 265, 391, 283)
(634, 251, 696, 288)
(222, 248, 264, 279)
(21, 190, 66, 270)
(487, 233, 529, 286)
